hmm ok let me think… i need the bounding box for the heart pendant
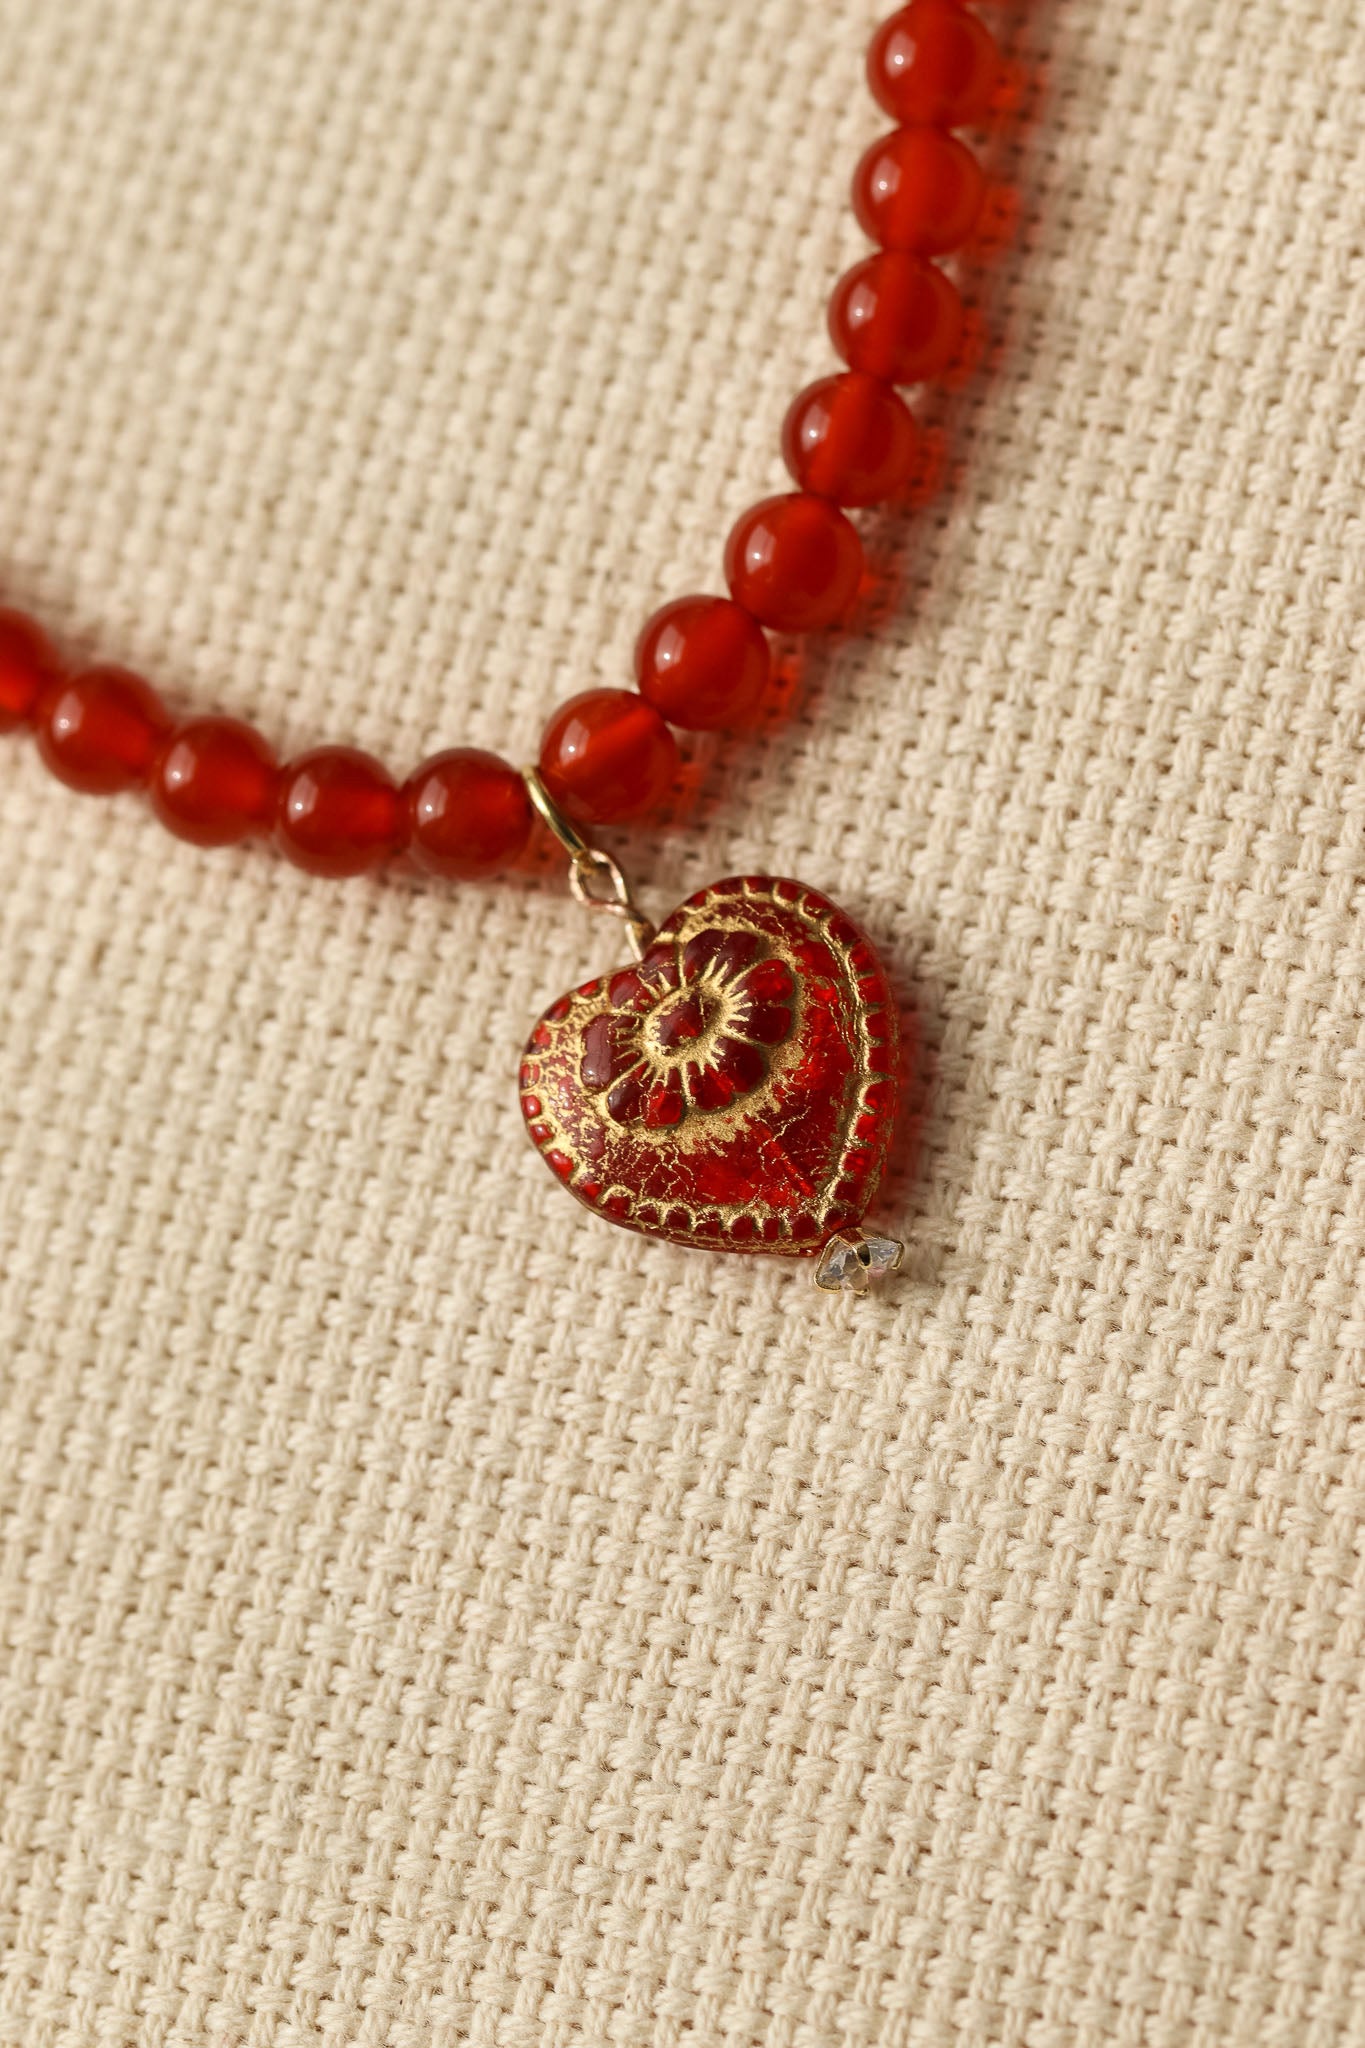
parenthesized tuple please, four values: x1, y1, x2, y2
(519, 876, 903, 1279)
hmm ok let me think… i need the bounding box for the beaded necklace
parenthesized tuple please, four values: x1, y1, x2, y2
(0, 2, 1006, 1293)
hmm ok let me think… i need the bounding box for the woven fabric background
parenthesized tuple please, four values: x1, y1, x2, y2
(3, 0, 1365, 2042)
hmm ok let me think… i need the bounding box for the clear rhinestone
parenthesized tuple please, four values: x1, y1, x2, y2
(814, 1232, 904, 1294)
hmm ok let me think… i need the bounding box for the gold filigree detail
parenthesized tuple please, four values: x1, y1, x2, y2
(520, 877, 900, 1257)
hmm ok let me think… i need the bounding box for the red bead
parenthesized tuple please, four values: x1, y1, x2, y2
(853, 127, 985, 254)
(36, 665, 170, 795)
(275, 745, 406, 877)
(0, 609, 62, 733)
(151, 716, 279, 847)
(723, 494, 865, 634)
(829, 251, 963, 384)
(405, 747, 533, 879)
(539, 688, 679, 827)
(635, 597, 772, 731)
(782, 373, 918, 507)
(867, 1, 1001, 127)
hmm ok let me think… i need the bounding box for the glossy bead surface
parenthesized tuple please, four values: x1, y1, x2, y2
(724, 494, 865, 634)
(276, 745, 406, 877)
(36, 665, 170, 795)
(151, 716, 279, 846)
(635, 596, 772, 731)
(0, 609, 62, 732)
(406, 747, 533, 879)
(539, 688, 680, 827)
(830, 251, 963, 384)
(782, 373, 918, 506)
(867, 0, 1001, 127)
(853, 127, 985, 254)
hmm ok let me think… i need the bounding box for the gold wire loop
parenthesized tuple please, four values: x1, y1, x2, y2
(524, 768, 656, 964)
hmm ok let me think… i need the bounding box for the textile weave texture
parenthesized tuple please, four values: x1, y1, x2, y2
(3, 0, 1365, 2042)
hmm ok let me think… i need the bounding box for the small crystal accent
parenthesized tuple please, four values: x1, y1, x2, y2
(814, 1232, 904, 1294)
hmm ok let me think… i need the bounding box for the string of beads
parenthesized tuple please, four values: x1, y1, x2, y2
(0, 0, 1003, 882)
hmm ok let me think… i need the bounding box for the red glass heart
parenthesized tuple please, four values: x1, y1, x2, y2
(519, 875, 902, 1257)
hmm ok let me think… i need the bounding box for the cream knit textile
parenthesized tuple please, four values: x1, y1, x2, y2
(3, 0, 1365, 2042)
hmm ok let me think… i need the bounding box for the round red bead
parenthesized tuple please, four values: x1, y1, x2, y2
(0, 609, 62, 733)
(406, 748, 533, 879)
(151, 716, 278, 846)
(724, 494, 865, 634)
(853, 127, 985, 255)
(867, 0, 1001, 127)
(276, 745, 406, 877)
(782, 373, 918, 507)
(539, 688, 679, 827)
(36, 665, 170, 795)
(829, 251, 963, 384)
(635, 596, 772, 731)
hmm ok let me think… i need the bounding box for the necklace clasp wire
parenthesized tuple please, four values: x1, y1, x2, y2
(523, 768, 656, 964)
